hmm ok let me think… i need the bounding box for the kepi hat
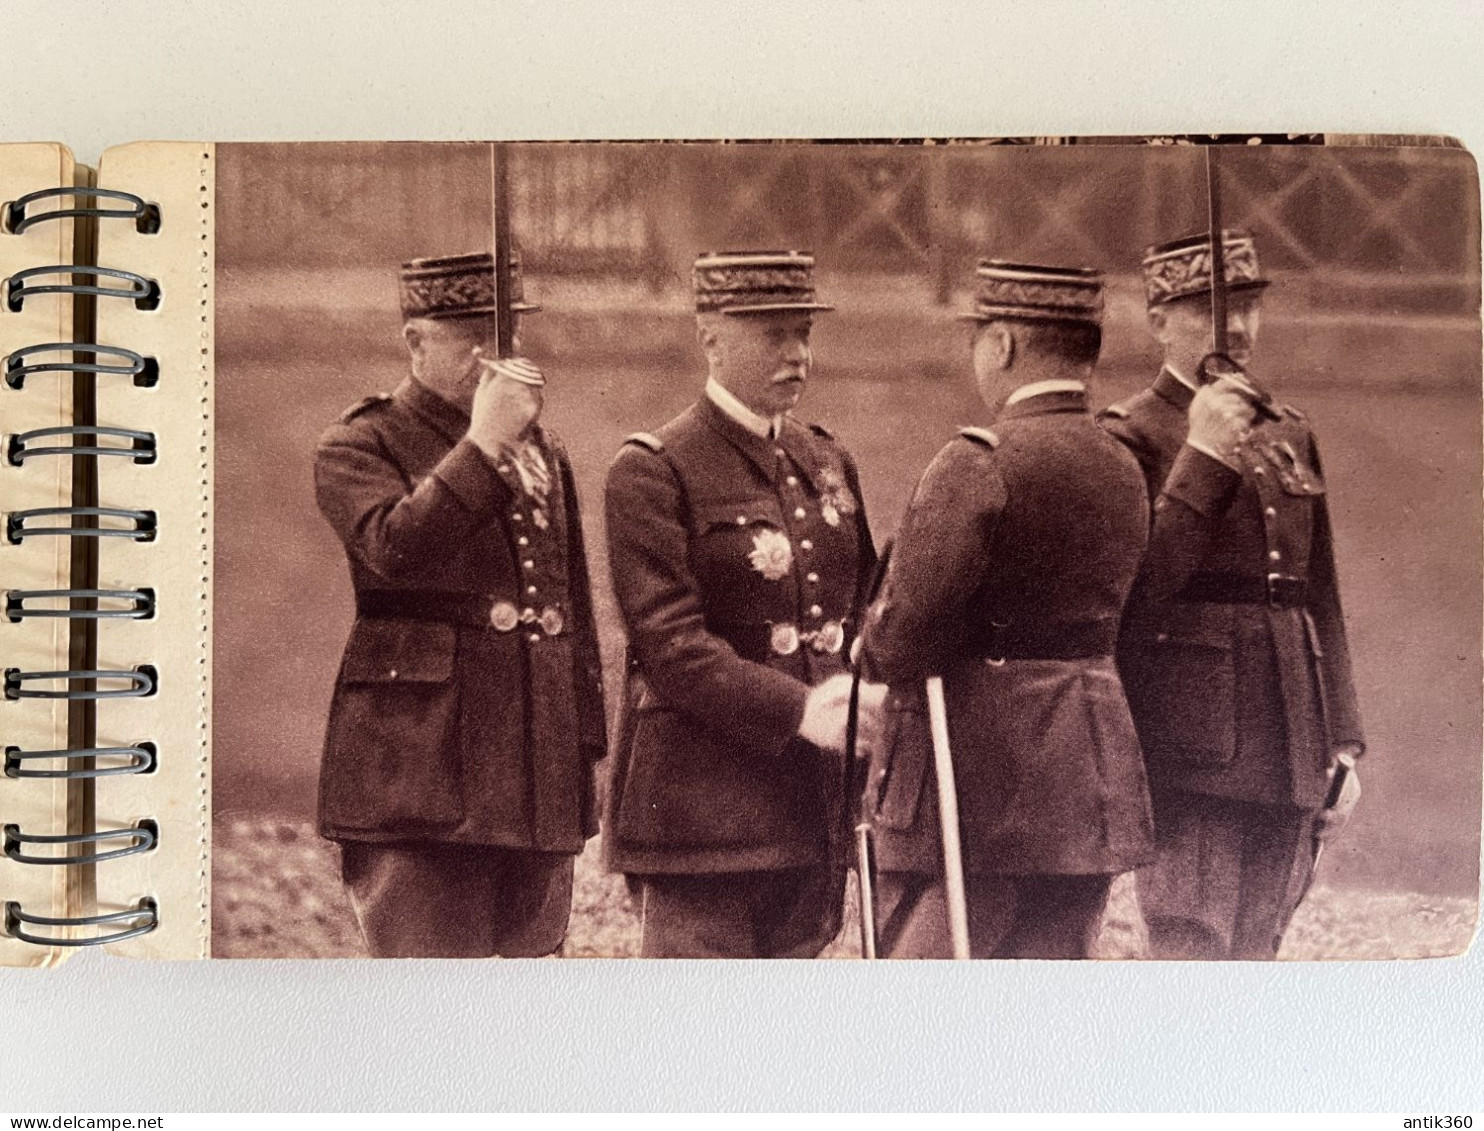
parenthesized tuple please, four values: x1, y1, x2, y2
(399, 250, 542, 320)
(693, 250, 835, 316)
(956, 260, 1104, 326)
(1141, 229, 1270, 308)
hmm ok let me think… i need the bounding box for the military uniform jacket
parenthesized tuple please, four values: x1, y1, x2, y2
(603, 395, 876, 874)
(861, 388, 1156, 877)
(314, 376, 606, 852)
(1100, 368, 1365, 810)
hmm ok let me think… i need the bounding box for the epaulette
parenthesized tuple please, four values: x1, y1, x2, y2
(807, 421, 836, 441)
(622, 431, 665, 454)
(340, 393, 392, 423)
(1099, 403, 1131, 420)
(958, 426, 1000, 449)
(1282, 404, 1307, 423)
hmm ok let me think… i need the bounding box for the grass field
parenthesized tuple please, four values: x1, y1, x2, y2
(212, 815, 1478, 960)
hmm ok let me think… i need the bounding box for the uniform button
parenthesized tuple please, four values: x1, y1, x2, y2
(736, 515, 747, 525)
(1253, 466, 1266, 477)
(1155, 633, 1169, 644)
(388, 668, 399, 679)
(800, 539, 813, 551)
(523, 559, 535, 570)
(1264, 506, 1277, 518)
(498, 464, 511, 474)
(807, 572, 819, 583)
(809, 604, 823, 617)
(786, 475, 799, 487)
(527, 585, 538, 596)
(794, 507, 806, 519)
(517, 536, 529, 547)
(512, 513, 524, 523)
(1269, 550, 1282, 562)
(775, 447, 786, 459)
(527, 632, 541, 643)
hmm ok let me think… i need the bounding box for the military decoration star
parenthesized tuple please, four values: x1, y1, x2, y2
(816, 467, 857, 528)
(748, 528, 793, 582)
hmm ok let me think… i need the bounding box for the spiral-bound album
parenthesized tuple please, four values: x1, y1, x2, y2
(1, 138, 1479, 964)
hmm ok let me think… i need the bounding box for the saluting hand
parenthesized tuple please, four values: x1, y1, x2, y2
(1187, 376, 1259, 466)
(468, 352, 545, 458)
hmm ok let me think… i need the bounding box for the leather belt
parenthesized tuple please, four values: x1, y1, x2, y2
(1179, 571, 1308, 608)
(357, 590, 565, 636)
(966, 618, 1118, 662)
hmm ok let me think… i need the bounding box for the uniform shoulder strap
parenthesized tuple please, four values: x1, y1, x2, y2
(958, 426, 1000, 449)
(1282, 404, 1307, 423)
(622, 431, 665, 454)
(340, 393, 392, 423)
(1098, 402, 1131, 420)
(807, 421, 836, 441)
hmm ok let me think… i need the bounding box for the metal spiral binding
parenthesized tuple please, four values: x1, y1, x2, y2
(8, 426, 157, 465)
(4, 343, 158, 390)
(1, 187, 164, 947)
(3, 187, 161, 236)
(4, 898, 158, 948)
(4, 666, 157, 701)
(4, 820, 157, 865)
(6, 506, 157, 543)
(5, 743, 157, 779)
(5, 265, 161, 313)
(5, 587, 155, 621)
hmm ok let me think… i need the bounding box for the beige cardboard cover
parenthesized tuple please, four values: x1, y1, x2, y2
(93, 143, 213, 959)
(0, 143, 78, 967)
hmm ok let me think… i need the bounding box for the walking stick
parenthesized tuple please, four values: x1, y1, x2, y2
(925, 675, 970, 960)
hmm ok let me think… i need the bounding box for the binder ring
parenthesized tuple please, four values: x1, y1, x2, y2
(5, 588, 155, 620)
(7, 426, 157, 465)
(5, 265, 161, 312)
(4, 743, 157, 779)
(4, 897, 158, 948)
(6, 506, 157, 543)
(3, 187, 161, 236)
(3, 666, 157, 701)
(4, 342, 157, 389)
(4, 820, 157, 866)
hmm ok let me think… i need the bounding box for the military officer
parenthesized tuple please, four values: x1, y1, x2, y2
(603, 250, 881, 958)
(1100, 230, 1365, 960)
(860, 261, 1155, 959)
(314, 251, 607, 958)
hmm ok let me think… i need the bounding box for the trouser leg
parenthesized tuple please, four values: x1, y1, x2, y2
(637, 867, 842, 958)
(991, 873, 1113, 960)
(1230, 807, 1312, 960)
(340, 841, 573, 958)
(1138, 790, 1312, 960)
(873, 872, 1016, 959)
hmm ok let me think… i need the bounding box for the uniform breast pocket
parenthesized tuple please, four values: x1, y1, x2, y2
(340, 617, 456, 683)
(690, 500, 792, 594)
(1120, 604, 1237, 767)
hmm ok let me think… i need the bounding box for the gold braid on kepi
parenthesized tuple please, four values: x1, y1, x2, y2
(692, 250, 835, 315)
(955, 260, 1104, 325)
(1140, 229, 1271, 307)
(398, 250, 542, 320)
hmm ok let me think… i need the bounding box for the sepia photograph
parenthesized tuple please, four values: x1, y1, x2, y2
(209, 138, 1480, 960)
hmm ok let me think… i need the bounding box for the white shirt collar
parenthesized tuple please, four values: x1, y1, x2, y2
(706, 376, 780, 439)
(1163, 363, 1199, 392)
(1004, 378, 1087, 407)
